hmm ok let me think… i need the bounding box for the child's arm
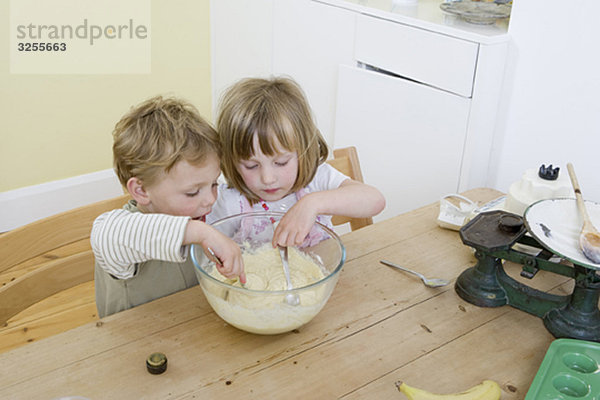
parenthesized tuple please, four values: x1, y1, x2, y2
(273, 179, 385, 247)
(91, 209, 189, 279)
(91, 209, 245, 282)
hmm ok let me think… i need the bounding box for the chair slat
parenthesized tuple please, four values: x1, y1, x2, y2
(0, 251, 95, 325)
(0, 194, 129, 273)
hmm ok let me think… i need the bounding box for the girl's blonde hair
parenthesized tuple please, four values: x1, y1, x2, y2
(217, 77, 328, 203)
(112, 96, 219, 188)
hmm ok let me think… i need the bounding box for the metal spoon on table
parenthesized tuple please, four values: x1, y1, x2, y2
(279, 246, 300, 306)
(380, 260, 450, 288)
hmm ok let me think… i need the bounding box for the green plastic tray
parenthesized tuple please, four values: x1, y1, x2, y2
(525, 338, 600, 399)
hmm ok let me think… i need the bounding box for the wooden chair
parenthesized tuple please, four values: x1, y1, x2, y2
(0, 194, 130, 352)
(326, 146, 373, 231)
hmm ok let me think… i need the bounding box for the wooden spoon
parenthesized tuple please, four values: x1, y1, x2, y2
(567, 163, 600, 264)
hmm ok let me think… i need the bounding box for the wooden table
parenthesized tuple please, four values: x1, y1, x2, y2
(0, 188, 569, 399)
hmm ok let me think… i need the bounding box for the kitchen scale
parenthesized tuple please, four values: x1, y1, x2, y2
(456, 198, 600, 342)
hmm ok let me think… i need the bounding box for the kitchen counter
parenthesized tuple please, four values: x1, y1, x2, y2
(0, 188, 565, 399)
(316, 0, 510, 43)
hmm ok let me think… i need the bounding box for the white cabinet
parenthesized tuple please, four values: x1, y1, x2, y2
(210, 0, 355, 146)
(354, 14, 479, 97)
(334, 65, 471, 221)
(211, 0, 509, 221)
(210, 0, 274, 118)
(272, 0, 356, 145)
(332, 9, 508, 221)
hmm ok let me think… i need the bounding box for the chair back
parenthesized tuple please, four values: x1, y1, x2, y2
(0, 194, 130, 325)
(326, 146, 373, 231)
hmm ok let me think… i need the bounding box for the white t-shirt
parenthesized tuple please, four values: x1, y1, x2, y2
(208, 163, 349, 239)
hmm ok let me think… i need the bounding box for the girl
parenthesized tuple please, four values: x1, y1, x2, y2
(209, 76, 385, 247)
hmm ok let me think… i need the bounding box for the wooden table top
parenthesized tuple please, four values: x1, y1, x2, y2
(0, 188, 568, 399)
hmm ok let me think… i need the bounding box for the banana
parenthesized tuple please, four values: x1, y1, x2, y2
(395, 379, 501, 400)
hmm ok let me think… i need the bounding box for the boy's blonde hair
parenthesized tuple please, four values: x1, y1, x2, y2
(217, 77, 328, 204)
(112, 96, 219, 188)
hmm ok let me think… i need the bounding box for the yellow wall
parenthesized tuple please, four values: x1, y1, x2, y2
(0, 0, 212, 192)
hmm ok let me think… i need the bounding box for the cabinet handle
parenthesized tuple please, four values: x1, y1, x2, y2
(358, 61, 419, 84)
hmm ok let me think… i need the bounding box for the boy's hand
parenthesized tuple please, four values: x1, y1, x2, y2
(184, 220, 246, 284)
(205, 233, 246, 284)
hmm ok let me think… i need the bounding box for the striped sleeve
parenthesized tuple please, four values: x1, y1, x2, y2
(90, 209, 190, 279)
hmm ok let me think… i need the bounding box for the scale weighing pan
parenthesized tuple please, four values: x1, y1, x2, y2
(524, 198, 600, 270)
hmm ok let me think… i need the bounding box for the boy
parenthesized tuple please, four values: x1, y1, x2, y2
(91, 96, 245, 318)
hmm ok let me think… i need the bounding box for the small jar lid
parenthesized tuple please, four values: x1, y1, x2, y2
(146, 352, 167, 374)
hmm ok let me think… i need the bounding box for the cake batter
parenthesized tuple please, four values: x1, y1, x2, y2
(202, 244, 332, 334)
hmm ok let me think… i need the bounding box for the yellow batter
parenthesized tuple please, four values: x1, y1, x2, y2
(202, 244, 333, 334)
(212, 244, 325, 290)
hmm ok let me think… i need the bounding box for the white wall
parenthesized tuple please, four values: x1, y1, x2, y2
(490, 0, 600, 201)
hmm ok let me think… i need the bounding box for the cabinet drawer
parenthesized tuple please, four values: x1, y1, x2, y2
(355, 15, 478, 97)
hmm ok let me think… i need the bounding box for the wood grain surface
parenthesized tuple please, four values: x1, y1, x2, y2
(1, 188, 564, 399)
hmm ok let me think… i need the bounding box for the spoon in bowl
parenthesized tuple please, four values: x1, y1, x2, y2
(279, 246, 300, 306)
(567, 163, 600, 264)
(380, 260, 450, 288)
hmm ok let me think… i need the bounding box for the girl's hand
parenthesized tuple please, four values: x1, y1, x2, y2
(272, 196, 318, 247)
(271, 178, 386, 247)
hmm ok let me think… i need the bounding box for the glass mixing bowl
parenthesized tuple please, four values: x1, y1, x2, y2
(190, 211, 346, 334)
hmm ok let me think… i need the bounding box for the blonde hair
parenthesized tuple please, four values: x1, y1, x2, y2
(112, 96, 219, 188)
(217, 77, 328, 203)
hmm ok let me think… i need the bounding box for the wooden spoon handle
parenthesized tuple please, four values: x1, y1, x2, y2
(567, 163, 593, 227)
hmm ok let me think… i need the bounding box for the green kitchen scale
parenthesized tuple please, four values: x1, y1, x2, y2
(455, 198, 600, 342)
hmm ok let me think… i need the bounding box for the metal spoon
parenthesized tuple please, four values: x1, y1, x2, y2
(380, 260, 450, 288)
(279, 246, 300, 306)
(567, 163, 600, 264)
